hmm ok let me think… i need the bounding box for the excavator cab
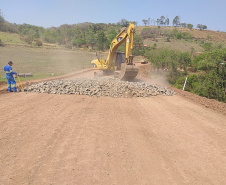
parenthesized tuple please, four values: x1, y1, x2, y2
(115, 52, 125, 70)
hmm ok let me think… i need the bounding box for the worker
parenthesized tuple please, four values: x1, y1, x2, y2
(3, 61, 19, 92)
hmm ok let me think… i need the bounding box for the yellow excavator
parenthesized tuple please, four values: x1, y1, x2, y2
(91, 22, 138, 81)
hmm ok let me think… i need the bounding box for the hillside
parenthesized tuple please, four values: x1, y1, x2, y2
(135, 26, 226, 53)
(1, 26, 226, 50)
(136, 26, 226, 43)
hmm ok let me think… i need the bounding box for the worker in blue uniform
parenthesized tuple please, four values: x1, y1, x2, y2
(3, 61, 19, 92)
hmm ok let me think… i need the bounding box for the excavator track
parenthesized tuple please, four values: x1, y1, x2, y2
(114, 64, 138, 81)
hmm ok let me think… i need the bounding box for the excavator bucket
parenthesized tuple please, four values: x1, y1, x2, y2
(114, 63, 138, 81)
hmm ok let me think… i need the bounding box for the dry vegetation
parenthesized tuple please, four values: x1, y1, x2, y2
(136, 26, 226, 43)
(144, 38, 204, 52)
(136, 26, 226, 52)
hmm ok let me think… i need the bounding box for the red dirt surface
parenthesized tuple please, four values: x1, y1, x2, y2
(0, 69, 225, 185)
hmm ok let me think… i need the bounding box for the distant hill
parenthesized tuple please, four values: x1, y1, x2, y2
(0, 23, 225, 54)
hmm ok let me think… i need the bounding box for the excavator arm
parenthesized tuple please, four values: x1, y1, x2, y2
(105, 23, 135, 69)
(91, 22, 138, 81)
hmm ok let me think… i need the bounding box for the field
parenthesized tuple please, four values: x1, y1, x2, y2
(0, 46, 98, 81)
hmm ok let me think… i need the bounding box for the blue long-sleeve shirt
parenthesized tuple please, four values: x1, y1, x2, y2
(3, 65, 17, 77)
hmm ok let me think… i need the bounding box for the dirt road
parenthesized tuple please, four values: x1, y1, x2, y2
(0, 72, 225, 184)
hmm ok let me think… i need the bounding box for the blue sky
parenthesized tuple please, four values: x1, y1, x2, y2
(1, 0, 226, 31)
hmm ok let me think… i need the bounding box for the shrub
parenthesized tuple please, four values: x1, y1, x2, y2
(0, 39, 4, 46)
(181, 32, 192, 40)
(23, 36, 33, 44)
(175, 77, 186, 89)
(72, 38, 86, 47)
(140, 28, 162, 39)
(201, 42, 213, 51)
(35, 39, 43, 46)
(65, 43, 72, 49)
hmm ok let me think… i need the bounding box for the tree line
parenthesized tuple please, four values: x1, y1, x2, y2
(0, 10, 138, 50)
(142, 15, 207, 31)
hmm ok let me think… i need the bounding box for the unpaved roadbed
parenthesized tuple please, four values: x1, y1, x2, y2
(0, 92, 225, 184)
(0, 70, 226, 184)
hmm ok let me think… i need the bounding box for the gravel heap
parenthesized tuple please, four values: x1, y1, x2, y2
(24, 77, 175, 98)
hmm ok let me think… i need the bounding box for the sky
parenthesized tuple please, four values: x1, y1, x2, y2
(1, 0, 226, 31)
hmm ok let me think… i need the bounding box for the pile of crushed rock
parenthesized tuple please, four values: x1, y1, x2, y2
(24, 77, 175, 98)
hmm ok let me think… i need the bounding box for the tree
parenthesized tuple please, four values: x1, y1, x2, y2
(72, 38, 86, 47)
(197, 24, 207, 31)
(180, 23, 187, 27)
(86, 30, 96, 49)
(0, 9, 5, 31)
(148, 18, 150, 25)
(142, 19, 148, 26)
(151, 19, 156, 26)
(160, 16, 165, 26)
(117, 19, 129, 27)
(106, 28, 117, 48)
(133, 21, 138, 26)
(173, 16, 180, 27)
(203, 25, 207, 30)
(156, 19, 160, 26)
(165, 18, 169, 26)
(133, 33, 144, 55)
(96, 30, 107, 51)
(187, 24, 193, 30)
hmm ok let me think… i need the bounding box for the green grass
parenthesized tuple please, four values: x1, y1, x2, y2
(0, 31, 27, 46)
(0, 46, 97, 81)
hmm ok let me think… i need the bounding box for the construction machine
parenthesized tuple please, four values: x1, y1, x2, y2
(91, 22, 138, 81)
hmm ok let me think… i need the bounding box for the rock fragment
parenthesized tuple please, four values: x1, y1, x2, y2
(24, 77, 175, 98)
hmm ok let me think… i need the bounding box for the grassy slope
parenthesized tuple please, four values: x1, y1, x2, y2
(144, 38, 204, 52)
(0, 46, 96, 81)
(0, 32, 26, 46)
(136, 26, 226, 52)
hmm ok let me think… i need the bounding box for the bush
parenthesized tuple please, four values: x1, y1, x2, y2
(0, 39, 4, 46)
(140, 28, 162, 39)
(175, 77, 186, 89)
(201, 42, 213, 51)
(72, 38, 86, 47)
(65, 43, 72, 49)
(35, 39, 43, 46)
(23, 36, 33, 44)
(182, 32, 192, 40)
